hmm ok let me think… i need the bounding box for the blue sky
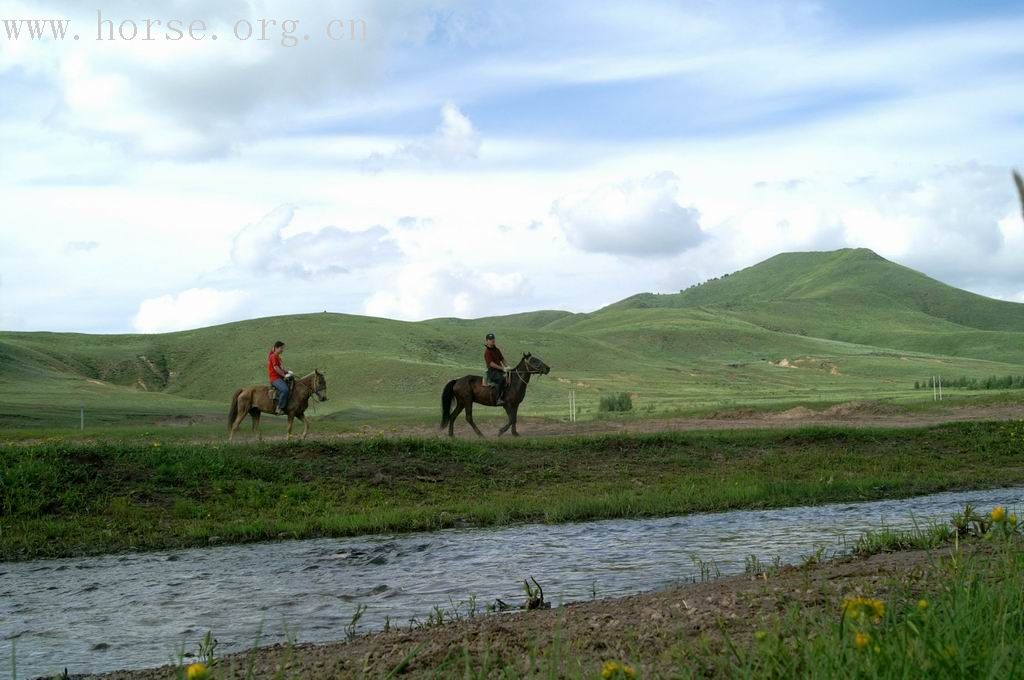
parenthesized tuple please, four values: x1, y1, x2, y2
(1, 0, 1023, 332)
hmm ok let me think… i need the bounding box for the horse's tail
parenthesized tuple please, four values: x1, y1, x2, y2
(440, 379, 457, 429)
(228, 388, 243, 429)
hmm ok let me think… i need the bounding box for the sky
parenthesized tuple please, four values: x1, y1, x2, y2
(1, 0, 1023, 333)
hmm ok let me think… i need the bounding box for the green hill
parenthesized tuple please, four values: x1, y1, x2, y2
(603, 248, 1024, 362)
(3, 248, 1024, 431)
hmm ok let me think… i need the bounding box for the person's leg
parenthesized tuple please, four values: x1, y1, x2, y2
(272, 378, 290, 413)
(490, 370, 506, 405)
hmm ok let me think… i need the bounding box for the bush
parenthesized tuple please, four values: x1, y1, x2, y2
(599, 392, 633, 413)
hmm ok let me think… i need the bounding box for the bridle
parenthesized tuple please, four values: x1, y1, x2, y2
(298, 371, 328, 402)
(510, 357, 547, 384)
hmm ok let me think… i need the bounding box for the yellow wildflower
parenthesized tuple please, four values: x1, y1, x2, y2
(755, 630, 768, 641)
(854, 631, 871, 650)
(186, 663, 209, 680)
(917, 599, 929, 610)
(602, 661, 623, 679)
(843, 596, 885, 621)
(601, 661, 635, 679)
(991, 506, 1007, 522)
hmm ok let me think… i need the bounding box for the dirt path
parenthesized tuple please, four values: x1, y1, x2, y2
(94, 547, 953, 679)
(379, 401, 1024, 440)
(6, 401, 1021, 447)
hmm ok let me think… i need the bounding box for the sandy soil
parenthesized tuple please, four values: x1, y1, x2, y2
(94, 547, 953, 679)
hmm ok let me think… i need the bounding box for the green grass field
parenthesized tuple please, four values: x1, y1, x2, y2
(2, 248, 1024, 435)
(3, 420, 1023, 561)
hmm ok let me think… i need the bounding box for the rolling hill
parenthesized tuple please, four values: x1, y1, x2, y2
(2, 248, 1024, 430)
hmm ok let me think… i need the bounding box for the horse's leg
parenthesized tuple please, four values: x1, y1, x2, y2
(287, 415, 294, 440)
(299, 414, 308, 440)
(229, 396, 249, 442)
(498, 404, 513, 436)
(510, 405, 521, 437)
(464, 402, 485, 438)
(251, 410, 262, 442)
(448, 402, 464, 437)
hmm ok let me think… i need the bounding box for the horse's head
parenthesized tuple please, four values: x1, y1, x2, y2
(313, 369, 328, 402)
(521, 352, 551, 375)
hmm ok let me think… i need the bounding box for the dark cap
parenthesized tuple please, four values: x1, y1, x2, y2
(485, 333, 496, 340)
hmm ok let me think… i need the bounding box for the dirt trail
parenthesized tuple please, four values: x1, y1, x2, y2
(6, 402, 1021, 447)
(370, 401, 1024, 440)
(94, 547, 953, 679)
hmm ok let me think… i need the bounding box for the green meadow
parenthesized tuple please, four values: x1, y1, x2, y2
(3, 420, 1024, 561)
(2, 248, 1024, 437)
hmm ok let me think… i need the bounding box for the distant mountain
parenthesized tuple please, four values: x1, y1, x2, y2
(606, 248, 1024, 332)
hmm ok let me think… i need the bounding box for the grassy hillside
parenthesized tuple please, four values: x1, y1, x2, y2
(604, 248, 1024, 362)
(2, 248, 1024, 431)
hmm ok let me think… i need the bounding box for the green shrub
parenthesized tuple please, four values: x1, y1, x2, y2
(599, 392, 633, 412)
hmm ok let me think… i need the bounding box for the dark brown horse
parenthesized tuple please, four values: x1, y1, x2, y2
(228, 370, 327, 441)
(440, 353, 550, 437)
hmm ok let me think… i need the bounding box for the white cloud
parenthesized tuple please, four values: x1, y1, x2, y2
(552, 172, 704, 257)
(132, 288, 249, 333)
(230, 205, 401, 278)
(1, 1, 468, 159)
(365, 264, 529, 320)
(839, 163, 1018, 283)
(65, 240, 99, 252)
(362, 103, 481, 171)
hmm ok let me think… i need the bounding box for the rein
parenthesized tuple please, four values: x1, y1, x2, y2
(510, 360, 545, 385)
(293, 372, 327, 403)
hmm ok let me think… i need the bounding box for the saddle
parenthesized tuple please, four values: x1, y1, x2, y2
(268, 376, 294, 404)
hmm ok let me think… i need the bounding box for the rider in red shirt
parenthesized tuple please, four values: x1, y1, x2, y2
(268, 341, 293, 414)
(484, 333, 509, 405)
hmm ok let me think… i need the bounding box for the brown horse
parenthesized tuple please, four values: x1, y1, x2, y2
(228, 370, 327, 442)
(440, 353, 550, 437)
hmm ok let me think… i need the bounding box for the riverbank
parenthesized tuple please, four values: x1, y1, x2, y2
(3, 420, 1023, 562)
(92, 512, 1024, 679)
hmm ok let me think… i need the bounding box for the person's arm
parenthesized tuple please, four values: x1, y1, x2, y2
(275, 365, 289, 378)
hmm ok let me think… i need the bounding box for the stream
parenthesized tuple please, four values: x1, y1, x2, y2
(4, 485, 1023, 678)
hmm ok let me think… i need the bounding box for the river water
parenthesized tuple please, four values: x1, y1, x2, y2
(4, 485, 1023, 678)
